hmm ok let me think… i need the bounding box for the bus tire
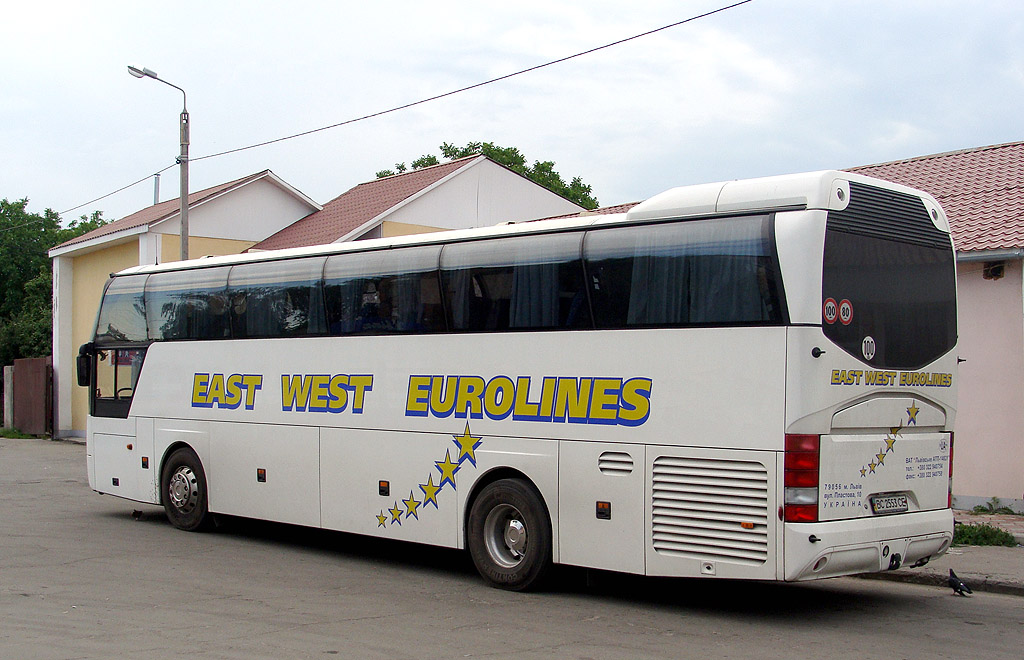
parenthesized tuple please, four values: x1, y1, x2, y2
(467, 478, 551, 591)
(161, 447, 210, 532)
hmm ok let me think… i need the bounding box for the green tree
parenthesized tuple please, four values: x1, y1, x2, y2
(0, 199, 106, 364)
(377, 141, 599, 209)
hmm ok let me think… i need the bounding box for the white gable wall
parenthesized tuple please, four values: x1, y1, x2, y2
(153, 177, 317, 241)
(383, 159, 583, 230)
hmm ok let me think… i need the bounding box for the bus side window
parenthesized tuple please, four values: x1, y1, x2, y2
(146, 267, 232, 341)
(92, 348, 147, 418)
(324, 246, 444, 335)
(441, 233, 586, 332)
(584, 215, 779, 328)
(94, 275, 149, 342)
(227, 257, 327, 338)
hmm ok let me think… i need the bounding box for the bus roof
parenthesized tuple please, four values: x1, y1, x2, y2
(114, 170, 947, 278)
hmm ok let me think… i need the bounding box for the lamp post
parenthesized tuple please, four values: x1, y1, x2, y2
(128, 65, 190, 261)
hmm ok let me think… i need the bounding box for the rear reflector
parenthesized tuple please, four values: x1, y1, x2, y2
(947, 432, 955, 508)
(784, 434, 820, 522)
(785, 504, 818, 523)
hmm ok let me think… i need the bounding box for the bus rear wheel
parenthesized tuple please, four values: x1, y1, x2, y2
(467, 478, 551, 591)
(161, 447, 210, 531)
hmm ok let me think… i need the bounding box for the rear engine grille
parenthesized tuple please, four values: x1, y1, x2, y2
(652, 456, 769, 565)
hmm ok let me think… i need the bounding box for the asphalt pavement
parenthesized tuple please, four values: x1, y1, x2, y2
(27, 436, 1024, 598)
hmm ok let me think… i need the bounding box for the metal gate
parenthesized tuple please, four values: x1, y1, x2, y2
(13, 357, 53, 436)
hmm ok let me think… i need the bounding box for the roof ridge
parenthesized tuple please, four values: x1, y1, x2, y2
(50, 169, 276, 253)
(368, 155, 481, 182)
(851, 140, 1024, 170)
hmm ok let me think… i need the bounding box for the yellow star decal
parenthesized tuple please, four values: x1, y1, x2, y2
(389, 502, 404, 525)
(403, 491, 422, 520)
(868, 461, 877, 474)
(907, 402, 920, 425)
(860, 466, 867, 477)
(875, 451, 886, 466)
(890, 423, 903, 437)
(419, 474, 441, 509)
(884, 433, 897, 453)
(376, 511, 388, 528)
(435, 450, 460, 491)
(452, 423, 483, 466)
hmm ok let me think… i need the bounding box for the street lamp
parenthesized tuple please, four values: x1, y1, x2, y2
(128, 65, 190, 261)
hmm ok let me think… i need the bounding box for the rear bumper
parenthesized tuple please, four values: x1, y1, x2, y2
(784, 509, 953, 581)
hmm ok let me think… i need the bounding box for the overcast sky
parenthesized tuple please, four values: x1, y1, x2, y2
(3, 0, 1022, 223)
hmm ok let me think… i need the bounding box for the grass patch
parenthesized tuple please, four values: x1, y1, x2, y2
(972, 497, 1017, 515)
(0, 428, 40, 439)
(953, 522, 1017, 547)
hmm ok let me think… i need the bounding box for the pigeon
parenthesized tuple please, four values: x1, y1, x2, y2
(948, 569, 972, 596)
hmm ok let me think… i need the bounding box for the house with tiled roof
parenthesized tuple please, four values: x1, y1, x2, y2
(49, 170, 320, 439)
(851, 141, 1024, 511)
(251, 155, 585, 250)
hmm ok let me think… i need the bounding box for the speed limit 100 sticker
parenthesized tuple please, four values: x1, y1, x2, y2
(838, 299, 853, 325)
(823, 298, 838, 324)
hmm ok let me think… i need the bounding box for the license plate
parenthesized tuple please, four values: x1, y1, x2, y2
(871, 494, 909, 515)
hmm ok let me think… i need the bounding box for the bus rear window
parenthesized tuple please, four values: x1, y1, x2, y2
(822, 183, 956, 370)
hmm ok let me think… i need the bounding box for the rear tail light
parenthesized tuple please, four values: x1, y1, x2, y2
(947, 433, 955, 509)
(785, 434, 820, 522)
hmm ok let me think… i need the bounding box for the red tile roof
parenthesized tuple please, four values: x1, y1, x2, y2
(849, 141, 1024, 252)
(535, 201, 640, 222)
(251, 157, 480, 251)
(53, 170, 272, 251)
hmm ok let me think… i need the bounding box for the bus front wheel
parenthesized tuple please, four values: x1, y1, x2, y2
(161, 447, 210, 531)
(467, 478, 551, 591)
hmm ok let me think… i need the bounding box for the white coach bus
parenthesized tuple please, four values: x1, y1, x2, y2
(79, 170, 957, 590)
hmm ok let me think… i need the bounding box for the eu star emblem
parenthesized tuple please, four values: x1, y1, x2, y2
(435, 450, 460, 491)
(452, 423, 483, 467)
(403, 491, 422, 520)
(419, 474, 442, 509)
(389, 502, 404, 525)
(907, 402, 920, 425)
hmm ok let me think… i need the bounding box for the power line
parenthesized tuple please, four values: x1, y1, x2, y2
(59, 164, 176, 216)
(192, 0, 754, 162)
(58, 0, 754, 217)
(0, 218, 45, 233)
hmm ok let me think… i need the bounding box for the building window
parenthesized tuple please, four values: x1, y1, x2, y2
(983, 261, 1006, 280)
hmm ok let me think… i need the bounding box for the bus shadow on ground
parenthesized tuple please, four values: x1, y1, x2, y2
(119, 506, 926, 619)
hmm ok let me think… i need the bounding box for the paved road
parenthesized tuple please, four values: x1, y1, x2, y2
(3, 437, 1022, 659)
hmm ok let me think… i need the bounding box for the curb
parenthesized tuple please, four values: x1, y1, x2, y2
(858, 569, 1024, 597)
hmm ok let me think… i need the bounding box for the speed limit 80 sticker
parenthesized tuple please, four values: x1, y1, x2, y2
(823, 298, 853, 325)
(838, 299, 853, 325)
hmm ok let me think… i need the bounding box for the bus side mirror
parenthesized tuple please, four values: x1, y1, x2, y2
(76, 354, 91, 387)
(76, 343, 93, 387)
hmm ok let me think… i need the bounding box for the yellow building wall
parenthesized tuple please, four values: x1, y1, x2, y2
(380, 221, 447, 238)
(160, 235, 257, 263)
(69, 241, 140, 432)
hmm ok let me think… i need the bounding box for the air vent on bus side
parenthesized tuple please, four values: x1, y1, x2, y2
(651, 456, 769, 565)
(598, 451, 634, 475)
